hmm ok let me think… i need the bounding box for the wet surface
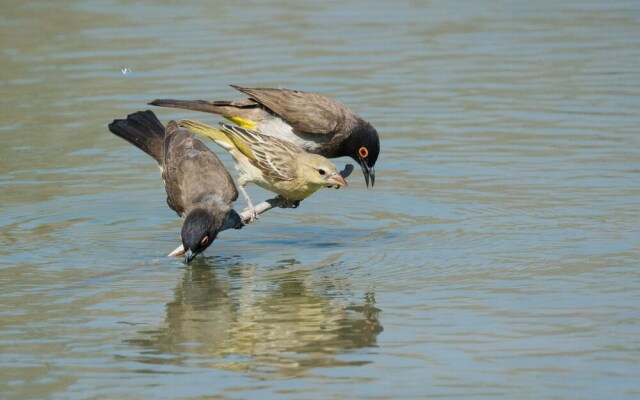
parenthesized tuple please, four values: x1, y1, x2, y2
(1, 1, 640, 398)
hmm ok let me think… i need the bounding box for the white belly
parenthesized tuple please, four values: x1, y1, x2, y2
(258, 118, 324, 153)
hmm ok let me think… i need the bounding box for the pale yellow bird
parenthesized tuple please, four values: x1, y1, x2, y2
(180, 119, 347, 221)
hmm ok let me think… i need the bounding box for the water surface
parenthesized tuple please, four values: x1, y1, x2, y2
(1, 1, 640, 398)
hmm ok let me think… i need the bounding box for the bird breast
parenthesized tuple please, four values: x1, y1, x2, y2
(265, 176, 323, 201)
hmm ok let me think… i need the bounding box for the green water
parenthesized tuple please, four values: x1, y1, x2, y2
(1, 1, 639, 398)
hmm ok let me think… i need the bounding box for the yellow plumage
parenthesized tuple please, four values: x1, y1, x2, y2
(179, 119, 348, 220)
(179, 119, 255, 160)
(224, 116, 257, 130)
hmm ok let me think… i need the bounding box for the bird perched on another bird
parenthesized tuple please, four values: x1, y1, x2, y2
(150, 85, 379, 187)
(108, 110, 241, 263)
(179, 119, 347, 221)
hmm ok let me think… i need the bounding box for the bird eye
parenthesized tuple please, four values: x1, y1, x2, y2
(318, 169, 326, 176)
(358, 146, 369, 158)
(200, 236, 209, 246)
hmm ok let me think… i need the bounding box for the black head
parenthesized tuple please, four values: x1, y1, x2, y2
(181, 208, 221, 263)
(346, 122, 379, 187)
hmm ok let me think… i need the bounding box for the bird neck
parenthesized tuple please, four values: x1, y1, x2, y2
(284, 176, 324, 200)
(183, 204, 218, 224)
(194, 194, 231, 214)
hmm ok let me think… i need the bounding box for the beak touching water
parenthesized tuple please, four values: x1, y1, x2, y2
(184, 249, 196, 264)
(358, 157, 375, 187)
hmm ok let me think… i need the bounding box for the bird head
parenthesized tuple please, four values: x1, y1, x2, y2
(301, 154, 348, 189)
(180, 207, 224, 263)
(345, 122, 379, 187)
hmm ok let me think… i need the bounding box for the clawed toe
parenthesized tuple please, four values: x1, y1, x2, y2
(275, 196, 301, 209)
(247, 207, 258, 223)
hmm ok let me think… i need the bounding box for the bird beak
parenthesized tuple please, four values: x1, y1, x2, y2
(358, 157, 375, 187)
(184, 249, 196, 264)
(326, 173, 347, 188)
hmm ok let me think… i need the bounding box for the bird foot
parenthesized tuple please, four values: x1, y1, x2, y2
(239, 185, 258, 223)
(275, 195, 301, 209)
(245, 203, 259, 223)
(246, 210, 258, 223)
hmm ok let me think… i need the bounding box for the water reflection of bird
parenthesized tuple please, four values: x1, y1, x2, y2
(150, 85, 379, 187)
(179, 119, 347, 221)
(125, 257, 383, 374)
(108, 111, 242, 263)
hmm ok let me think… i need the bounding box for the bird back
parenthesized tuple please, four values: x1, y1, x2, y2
(162, 123, 239, 215)
(217, 123, 300, 182)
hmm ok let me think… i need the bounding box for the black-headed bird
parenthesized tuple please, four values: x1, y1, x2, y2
(179, 119, 347, 221)
(108, 111, 241, 263)
(150, 85, 379, 187)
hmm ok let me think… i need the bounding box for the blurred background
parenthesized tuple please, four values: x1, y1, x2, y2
(1, 1, 639, 398)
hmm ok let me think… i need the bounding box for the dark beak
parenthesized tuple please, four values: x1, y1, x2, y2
(358, 157, 375, 187)
(184, 249, 196, 264)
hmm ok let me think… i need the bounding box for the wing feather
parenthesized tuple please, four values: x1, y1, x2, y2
(231, 85, 347, 136)
(163, 122, 238, 215)
(218, 123, 300, 181)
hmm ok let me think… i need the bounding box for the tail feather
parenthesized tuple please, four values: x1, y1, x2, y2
(149, 99, 226, 114)
(179, 119, 236, 151)
(108, 110, 165, 164)
(149, 99, 259, 130)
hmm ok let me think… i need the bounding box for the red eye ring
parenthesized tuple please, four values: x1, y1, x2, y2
(358, 146, 369, 158)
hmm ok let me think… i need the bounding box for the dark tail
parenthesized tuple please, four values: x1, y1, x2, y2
(108, 110, 165, 164)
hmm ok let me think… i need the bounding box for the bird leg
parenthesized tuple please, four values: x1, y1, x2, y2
(239, 185, 258, 222)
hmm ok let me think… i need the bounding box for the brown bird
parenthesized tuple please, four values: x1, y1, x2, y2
(150, 85, 379, 186)
(108, 110, 241, 263)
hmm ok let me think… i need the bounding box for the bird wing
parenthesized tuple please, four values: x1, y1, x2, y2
(163, 121, 238, 216)
(231, 85, 347, 136)
(162, 121, 186, 214)
(218, 123, 300, 181)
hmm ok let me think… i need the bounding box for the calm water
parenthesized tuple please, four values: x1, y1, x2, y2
(1, 1, 640, 398)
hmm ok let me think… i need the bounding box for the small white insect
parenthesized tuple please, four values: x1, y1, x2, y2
(121, 67, 131, 76)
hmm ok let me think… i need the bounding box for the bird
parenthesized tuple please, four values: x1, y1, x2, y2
(108, 110, 242, 263)
(178, 119, 347, 221)
(149, 85, 379, 187)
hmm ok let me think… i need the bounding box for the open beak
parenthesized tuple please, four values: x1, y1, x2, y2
(326, 173, 347, 188)
(358, 157, 375, 187)
(184, 249, 196, 264)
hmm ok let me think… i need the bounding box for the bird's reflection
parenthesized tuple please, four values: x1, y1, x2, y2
(125, 255, 382, 375)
